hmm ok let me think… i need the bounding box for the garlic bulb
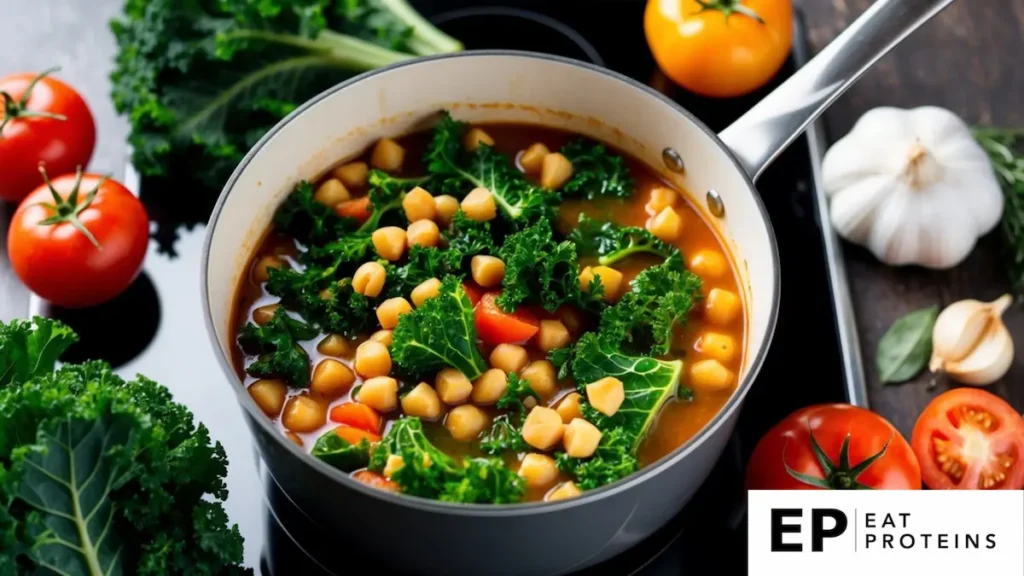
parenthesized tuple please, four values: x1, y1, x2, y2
(929, 294, 1014, 385)
(822, 106, 1004, 269)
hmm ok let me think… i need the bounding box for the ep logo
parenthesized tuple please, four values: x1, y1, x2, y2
(770, 508, 848, 552)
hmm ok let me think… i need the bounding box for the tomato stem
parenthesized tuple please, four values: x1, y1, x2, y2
(784, 431, 893, 489)
(36, 164, 105, 251)
(694, 0, 765, 24)
(0, 67, 68, 135)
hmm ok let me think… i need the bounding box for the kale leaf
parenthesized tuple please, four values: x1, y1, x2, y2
(570, 332, 686, 453)
(569, 214, 678, 267)
(391, 276, 488, 380)
(425, 112, 551, 223)
(370, 417, 524, 503)
(0, 318, 248, 574)
(559, 139, 634, 200)
(497, 219, 602, 313)
(479, 414, 529, 456)
(110, 0, 462, 248)
(599, 254, 702, 356)
(496, 373, 539, 417)
(0, 316, 77, 387)
(238, 307, 319, 386)
(555, 427, 639, 490)
(311, 428, 372, 472)
(447, 210, 498, 258)
(383, 246, 464, 299)
(366, 169, 425, 230)
(275, 181, 357, 245)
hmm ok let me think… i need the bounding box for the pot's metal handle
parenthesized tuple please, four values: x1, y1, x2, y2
(719, 0, 956, 181)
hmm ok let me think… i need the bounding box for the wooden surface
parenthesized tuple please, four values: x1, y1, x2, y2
(0, 0, 1022, 438)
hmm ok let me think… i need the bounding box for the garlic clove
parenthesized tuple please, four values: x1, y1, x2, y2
(929, 295, 1012, 370)
(943, 321, 1014, 386)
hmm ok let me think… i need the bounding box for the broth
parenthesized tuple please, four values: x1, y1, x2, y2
(231, 119, 745, 503)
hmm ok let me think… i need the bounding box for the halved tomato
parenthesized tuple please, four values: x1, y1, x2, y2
(352, 470, 399, 492)
(911, 388, 1024, 490)
(474, 292, 540, 345)
(334, 196, 371, 222)
(462, 281, 483, 307)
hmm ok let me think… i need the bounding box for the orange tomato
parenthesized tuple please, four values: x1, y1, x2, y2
(644, 0, 793, 98)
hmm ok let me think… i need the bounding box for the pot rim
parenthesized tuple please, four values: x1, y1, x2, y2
(201, 49, 781, 516)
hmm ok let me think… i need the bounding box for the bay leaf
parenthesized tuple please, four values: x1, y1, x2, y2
(876, 305, 939, 384)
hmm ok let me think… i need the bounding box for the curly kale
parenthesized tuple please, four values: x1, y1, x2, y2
(238, 307, 319, 386)
(497, 219, 603, 313)
(311, 428, 372, 472)
(0, 317, 248, 575)
(446, 210, 498, 258)
(110, 0, 462, 248)
(496, 373, 539, 417)
(559, 139, 634, 200)
(424, 112, 552, 223)
(391, 276, 488, 380)
(555, 428, 638, 490)
(370, 417, 524, 503)
(599, 254, 703, 356)
(569, 214, 678, 267)
(382, 246, 464, 299)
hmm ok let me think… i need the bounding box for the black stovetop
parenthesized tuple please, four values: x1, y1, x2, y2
(31, 2, 862, 574)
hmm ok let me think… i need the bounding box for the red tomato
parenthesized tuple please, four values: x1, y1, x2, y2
(352, 470, 399, 492)
(474, 292, 540, 345)
(334, 197, 371, 222)
(333, 425, 382, 445)
(7, 169, 149, 308)
(746, 404, 921, 490)
(462, 282, 483, 307)
(911, 388, 1024, 490)
(329, 402, 382, 434)
(0, 68, 96, 202)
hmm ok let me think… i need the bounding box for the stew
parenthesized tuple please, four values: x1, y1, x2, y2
(231, 111, 746, 504)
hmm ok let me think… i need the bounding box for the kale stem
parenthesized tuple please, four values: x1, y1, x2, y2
(222, 29, 412, 70)
(377, 0, 463, 55)
(597, 246, 671, 266)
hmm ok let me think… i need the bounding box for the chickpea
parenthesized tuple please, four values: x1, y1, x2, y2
(698, 332, 737, 364)
(377, 297, 412, 330)
(251, 255, 285, 283)
(332, 161, 368, 189)
(370, 137, 405, 172)
(689, 359, 734, 392)
(519, 143, 550, 175)
(540, 152, 573, 190)
(249, 379, 287, 418)
(403, 186, 436, 222)
(285, 431, 304, 447)
(521, 360, 558, 399)
(310, 359, 355, 399)
(563, 418, 602, 458)
(407, 220, 440, 248)
(579, 266, 623, 303)
(586, 377, 624, 416)
(648, 207, 683, 242)
(646, 186, 678, 214)
(471, 368, 508, 406)
(521, 406, 564, 451)
(489, 343, 529, 374)
(353, 262, 386, 297)
(401, 383, 443, 420)
(435, 368, 473, 405)
(535, 319, 571, 352)
(464, 127, 495, 152)
(317, 334, 350, 357)
(356, 376, 399, 412)
(546, 481, 582, 502)
(383, 454, 405, 478)
(282, 395, 327, 433)
(705, 288, 741, 326)
(555, 392, 583, 424)
(370, 329, 394, 347)
(372, 226, 407, 261)
(314, 178, 350, 206)
(434, 195, 459, 226)
(471, 255, 505, 288)
(446, 405, 490, 441)
(689, 250, 728, 280)
(252, 303, 279, 326)
(461, 187, 497, 221)
(355, 341, 392, 378)
(518, 453, 559, 489)
(411, 278, 442, 308)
